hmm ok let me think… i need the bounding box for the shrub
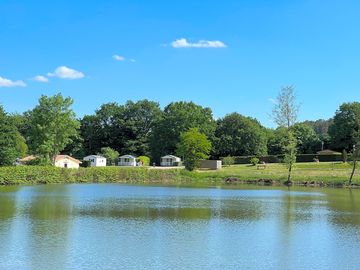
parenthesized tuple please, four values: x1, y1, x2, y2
(250, 157, 260, 166)
(222, 156, 235, 167)
(137, 156, 150, 166)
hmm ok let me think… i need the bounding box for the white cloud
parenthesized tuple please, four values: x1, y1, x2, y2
(0, 76, 26, 87)
(170, 38, 227, 48)
(113, 55, 125, 61)
(47, 66, 85, 79)
(33, 75, 49, 82)
(268, 98, 277, 104)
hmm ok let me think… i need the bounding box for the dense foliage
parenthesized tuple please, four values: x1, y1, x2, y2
(176, 128, 212, 171)
(0, 106, 27, 165)
(1, 92, 360, 170)
(213, 113, 267, 157)
(27, 94, 80, 163)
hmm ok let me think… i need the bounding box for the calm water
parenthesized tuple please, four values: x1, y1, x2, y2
(0, 184, 360, 270)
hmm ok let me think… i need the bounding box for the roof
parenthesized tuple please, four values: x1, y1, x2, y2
(83, 155, 106, 159)
(55, 155, 82, 164)
(119, 155, 136, 159)
(316, 149, 341, 155)
(161, 155, 180, 159)
(19, 155, 37, 162)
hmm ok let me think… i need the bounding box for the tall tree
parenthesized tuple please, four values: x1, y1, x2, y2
(272, 86, 299, 128)
(0, 106, 27, 165)
(213, 113, 267, 157)
(271, 86, 300, 185)
(176, 128, 212, 171)
(328, 102, 360, 151)
(27, 94, 80, 163)
(80, 100, 162, 156)
(150, 101, 216, 164)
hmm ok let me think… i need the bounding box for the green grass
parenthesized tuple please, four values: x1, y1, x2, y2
(197, 162, 360, 186)
(0, 162, 359, 187)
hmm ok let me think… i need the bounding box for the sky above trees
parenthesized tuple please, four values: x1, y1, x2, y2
(1, 0, 360, 127)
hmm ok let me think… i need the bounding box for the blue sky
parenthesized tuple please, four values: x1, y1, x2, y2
(1, 0, 360, 127)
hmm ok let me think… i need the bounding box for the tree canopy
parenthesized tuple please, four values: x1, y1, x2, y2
(329, 102, 360, 151)
(176, 128, 212, 171)
(150, 101, 216, 164)
(213, 113, 267, 157)
(27, 94, 80, 163)
(0, 106, 27, 165)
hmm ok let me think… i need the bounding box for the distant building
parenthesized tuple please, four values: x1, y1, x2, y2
(18, 155, 37, 164)
(83, 155, 107, 167)
(55, 155, 82, 169)
(160, 155, 181, 166)
(199, 160, 222, 170)
(118, 155, 137, 166)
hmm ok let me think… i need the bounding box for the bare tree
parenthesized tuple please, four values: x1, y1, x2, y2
(272, 86, 300, 185)
(272, 86, 299, 128)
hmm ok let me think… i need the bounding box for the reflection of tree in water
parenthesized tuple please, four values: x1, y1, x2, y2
(75, 197, 264, 221)
(0, 186, 20, 220)
(26, 185, 73, 269)
(325, 188, 360, 227)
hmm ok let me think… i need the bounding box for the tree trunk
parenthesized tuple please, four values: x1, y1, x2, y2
(285, 163, 293, 186)
(349, 160, 357, 186)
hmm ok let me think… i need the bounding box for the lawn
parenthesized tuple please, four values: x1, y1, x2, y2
(194, 162, 360, 186)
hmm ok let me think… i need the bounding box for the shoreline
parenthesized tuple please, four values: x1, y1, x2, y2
(0, 165, 358, 189)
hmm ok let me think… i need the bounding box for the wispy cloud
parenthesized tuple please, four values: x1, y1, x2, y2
(170, 38, 227, 48)
(33, 75, 49, 82)
(130, 59, 136, 63)
(0, 76, 26, 87)
(47, 66, 85, 79)
(113, 55, 125, 61)
(268, 98, 277, 104)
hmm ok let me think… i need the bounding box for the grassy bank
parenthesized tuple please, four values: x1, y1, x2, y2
(0, 162, 359, 187)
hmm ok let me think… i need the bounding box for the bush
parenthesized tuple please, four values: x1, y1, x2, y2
(137, 156, 150, 166)
(250, 157, 260, 166)
(222, 156, 235, 167)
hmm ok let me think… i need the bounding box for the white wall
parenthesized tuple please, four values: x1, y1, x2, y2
(84, 157, 107, 167)
(55, 159, 80, 169)
(118, 158, 136, 166)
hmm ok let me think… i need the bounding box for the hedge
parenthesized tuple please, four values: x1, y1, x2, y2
(222, 154, 345, 164)
(0, 166, 191, 185)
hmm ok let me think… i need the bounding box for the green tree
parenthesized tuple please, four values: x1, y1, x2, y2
(267, 127, 288, 155)
(0, 106, 26, 165)
(151, 101, 216, 164)
(290, 123, 320, 154)
(176, 128, 212, 171)
(302, 119, 333, 150)
(27, 94, 80, 163)
(213, 113, 267, 157)
(328, 102, 360, 151)
(349, 136, 360, 185)
(222, 156, 235, 167)
(81, 100, 162, 156)
(99, 147, 119, 165)
(283, 131, 297, 183)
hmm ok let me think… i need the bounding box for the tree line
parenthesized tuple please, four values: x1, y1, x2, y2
(0, 88, 359, 170)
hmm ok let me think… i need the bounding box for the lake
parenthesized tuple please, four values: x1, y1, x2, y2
(0, 184, 360, 270)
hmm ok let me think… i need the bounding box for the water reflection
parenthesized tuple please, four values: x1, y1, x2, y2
(0, 184, 360, 269)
